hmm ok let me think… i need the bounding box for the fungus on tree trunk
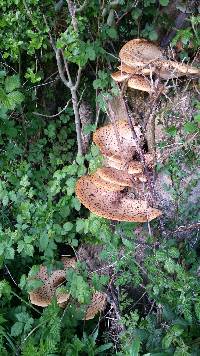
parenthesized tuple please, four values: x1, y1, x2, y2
(75, 175, 161, 222)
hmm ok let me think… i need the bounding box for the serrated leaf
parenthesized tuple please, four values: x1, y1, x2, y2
(7, 90, 24, 108)
(11, 321, 23, 337)
(5, 75, 20, 93)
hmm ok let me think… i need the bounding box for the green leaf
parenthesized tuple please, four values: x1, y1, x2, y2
(95, 343, 112, 353)
(7, 90, 24, 108)
(128, 338, 141, 356)
(11, 321, 24, 337)
(162, 333, 173, 349)
(194, 113, 200, 123)
(159, 0, 169, 6)
(63, 222, 73, 232)
(106, 27, 117, 39)
(5, 75, 20, 93)
(184, 121, 198, 133)
(76, 219, 85, 233)
(164, 258, 176, 273)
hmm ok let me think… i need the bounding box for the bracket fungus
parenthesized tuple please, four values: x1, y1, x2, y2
(90, 172, 124, 191)
(93, 119, 142, 160)
(127, 75, 152, 93)
(84, 292, 107, 320)
(116, 38, 199, 83)
(29, 258, 76, 307)
(96, 167, 133, 187)
(119, 38, 164, 67)
(75, 175, 161, 222)
(111, 71, 130, 82)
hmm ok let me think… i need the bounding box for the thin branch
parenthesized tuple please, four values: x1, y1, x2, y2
(74, 66, 82, 90)
(33, 99, 71, 118)
(66, 0, 78, 31)
(56, 49, 71, 87)
(76, 0, 88, 13)
(61, 49, 72, 86)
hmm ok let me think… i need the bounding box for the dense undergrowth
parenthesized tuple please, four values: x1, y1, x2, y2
(0, 0, 200, 355)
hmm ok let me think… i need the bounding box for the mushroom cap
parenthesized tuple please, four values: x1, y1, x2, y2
(29, 258, 76, 307)
(84, 292, 107, 320)
(90, 172, 124, 191)
(166, 60, 200, 76)
(111, 71, 130, 82)
(119, 38, 163, 67)
(104, 153, 153, 173)
(29, 268, 68, 307)
(127, 75, 152, 92)
(75, 175, 162, 222)
(96, 167, 133, 187)
(61, 256, 76, 269)
(93, 120, 141, 160)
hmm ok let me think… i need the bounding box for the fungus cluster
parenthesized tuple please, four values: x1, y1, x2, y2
(111, 38, 200, 89)
(76, 119, 162, 222)
(28, 257, 107, 319)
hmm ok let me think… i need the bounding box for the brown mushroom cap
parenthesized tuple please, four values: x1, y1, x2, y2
(90, 172, 124, 191)
(119, 38, 164, 67)
(127, 75, 152, 92)
(75, 175, 162, 222)
(166, 60, 200, 76)
(104, 153, 154, 173)
(93, 120, 141, 160)
(29, 268, 68, 307)
(29, 259, 76, 307)
(84, 292, 107, 320)
(96, 167, 133, 187)
(111, 71, 130, 82)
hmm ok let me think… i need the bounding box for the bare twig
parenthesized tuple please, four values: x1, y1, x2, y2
(174, 222, 200, 233)
(33, 99, 71, 118)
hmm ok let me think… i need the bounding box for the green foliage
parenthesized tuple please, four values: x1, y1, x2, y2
(0, 0, 199, 354)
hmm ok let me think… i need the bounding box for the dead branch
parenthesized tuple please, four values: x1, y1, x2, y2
(43, 15, 83, 155)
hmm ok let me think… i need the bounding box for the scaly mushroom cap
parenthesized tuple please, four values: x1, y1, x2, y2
(29, 259, 76, 307)
(118, 64, 156, 76)
(93, 120, 141, 160)
(61, 256, 76, 269)
(29, 268, 68, 307)
(111, 71, 130, 82)
(90, 172, 124, 191)
(104, 153, 154, 173)
(155, 60, 200, 79)
(119, 38, 164, 67)
(75, 175, 162, 222)
(84, 292, 107, 320)
(166, 60, 200, 76)
(96, 167, 133, 187)
(127, 75, 152, 92)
